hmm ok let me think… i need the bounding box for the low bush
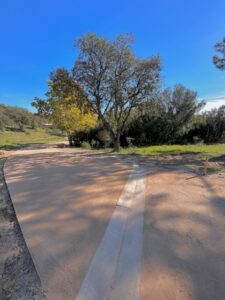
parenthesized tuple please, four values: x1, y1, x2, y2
(80, 141, 91, 149)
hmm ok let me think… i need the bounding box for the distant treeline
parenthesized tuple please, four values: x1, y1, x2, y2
(1, 100, 225, 147)
(0, 104, 43, 131)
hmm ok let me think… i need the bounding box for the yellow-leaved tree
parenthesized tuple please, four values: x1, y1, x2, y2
(32, 68, 97, 145)
(51, 103, 96, 137)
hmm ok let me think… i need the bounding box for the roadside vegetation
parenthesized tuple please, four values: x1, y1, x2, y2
(119, 144, 225, 158)
(1, 34, 225, 156)
(0, 128, 65, 149)
(0, 104, 66, 149)
(32, 33, 225, 154)
(117, 144, 225, 175)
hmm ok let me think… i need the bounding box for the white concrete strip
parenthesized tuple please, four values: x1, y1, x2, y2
(76, 207, 128, 300)
(116, 164, 139, 209)
(76, 165, 146, 300)
(109, 168, 146, 300)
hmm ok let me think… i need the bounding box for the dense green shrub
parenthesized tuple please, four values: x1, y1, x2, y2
(80, 141, 91, 149)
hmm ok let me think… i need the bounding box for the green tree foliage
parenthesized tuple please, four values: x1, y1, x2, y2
(0, 109, 13, 130)
(160, 85, 205, 140)
(213, 37, 225, 70)
(212, 37, 225, 164)
(32, 68, 97, 145)
(204, 106, 225, 142)
(32, 98, 51, 117)
(124, 85, 205, 145)
(27, 34, 225, 148)
(73, 33, 161, 150)
(0, 104, 35, 131)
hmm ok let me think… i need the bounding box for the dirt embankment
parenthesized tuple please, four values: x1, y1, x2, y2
(0, 155, 45, 300)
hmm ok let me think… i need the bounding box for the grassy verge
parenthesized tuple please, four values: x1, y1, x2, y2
(0, 128, 66, 150)
(119, 144, 225, 158)
(208, 166, 225, 173)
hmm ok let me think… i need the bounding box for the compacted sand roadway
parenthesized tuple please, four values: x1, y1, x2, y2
(4, 144, 225, 300)
(4, 145, 133, 299)
(141, 164, 225, 300)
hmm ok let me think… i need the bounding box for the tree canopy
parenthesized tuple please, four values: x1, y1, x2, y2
(213, 36, 225, 70)
(30, 33, 225, 148)
(32, 68, 97, 143)
(73, 33, 161, 150)
(123, 85, 205, 145)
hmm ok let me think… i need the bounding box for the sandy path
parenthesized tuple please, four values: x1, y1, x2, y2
(141, 166, 225, 300)
(4, 144, 225, 300)
(77, 164, 146, 300)
(4, 147, 132, 299)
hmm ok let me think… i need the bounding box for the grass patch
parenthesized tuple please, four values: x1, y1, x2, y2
(208, 167, 225, 173)
(0, 128, 66, 150)
(119, 144, 225, 158)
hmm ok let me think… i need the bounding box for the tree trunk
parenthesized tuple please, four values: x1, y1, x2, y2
(68, 134, 73, 146)
(97, 111, 121, 151)
(113, 133, 121, 152)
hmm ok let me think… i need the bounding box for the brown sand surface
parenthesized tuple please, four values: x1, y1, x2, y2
(141, 166, 225, 300)
(4, 147, 132, 299)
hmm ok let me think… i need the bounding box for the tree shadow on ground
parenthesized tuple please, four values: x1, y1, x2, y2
(3, 150, 225, 299)
(209, 154, 225, 162)
(4, 151, 132, 298)
(141, 167, 225, 300)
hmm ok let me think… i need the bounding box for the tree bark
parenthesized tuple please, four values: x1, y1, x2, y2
(68, 134, 73, 146)
(113, 132, 121, 152)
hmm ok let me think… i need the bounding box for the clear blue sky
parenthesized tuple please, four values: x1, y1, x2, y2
(1, 0, 225, 111)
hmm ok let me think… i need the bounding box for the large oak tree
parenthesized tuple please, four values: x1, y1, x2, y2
(73, 33, 161, 151)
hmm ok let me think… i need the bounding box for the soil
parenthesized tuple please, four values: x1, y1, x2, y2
(141, 161, 225, 300)
(1, 144, 225, 299)
(0, 153, 45, 300)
